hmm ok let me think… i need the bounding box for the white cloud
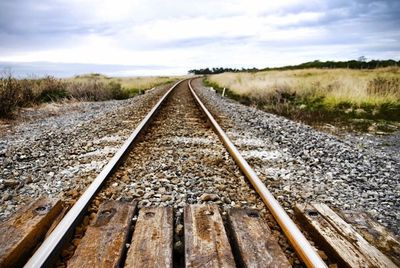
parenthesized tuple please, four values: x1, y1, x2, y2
(0, 0, 399, 75)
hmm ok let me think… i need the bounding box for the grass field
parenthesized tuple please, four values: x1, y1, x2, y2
(206, 67, 400, 132)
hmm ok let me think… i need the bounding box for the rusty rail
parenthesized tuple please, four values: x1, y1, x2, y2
(188, 79, 327, 268)
(24, 79, 326, 267)
(24, 80, 184, 268)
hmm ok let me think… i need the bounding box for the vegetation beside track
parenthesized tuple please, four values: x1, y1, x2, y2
(69, 73, 179, 96)
(205, 67, 400, 133)
(0, 73, 178, 118)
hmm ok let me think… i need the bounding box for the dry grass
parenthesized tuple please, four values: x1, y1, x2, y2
(207, 67, 400, 132)
(209, 67, 400, 106)
(1, 73, 181, 118)
(69, 73, 181, 91)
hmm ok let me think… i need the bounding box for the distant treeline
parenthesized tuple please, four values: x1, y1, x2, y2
(188, 67, 258, 74)
(188, 59, 400, 75)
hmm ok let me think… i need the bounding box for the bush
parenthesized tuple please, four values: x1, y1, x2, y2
(35, 76, 68, 102)
(0, 74, 150, 119)
(66, 80, 104, 101)
(18, 79, 36, 106)
(0, 75, 21, 118)
(107, 81, 129, 100)
(66, 80, 129, 101)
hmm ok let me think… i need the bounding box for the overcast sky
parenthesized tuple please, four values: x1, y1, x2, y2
(0, 0, 399, 76)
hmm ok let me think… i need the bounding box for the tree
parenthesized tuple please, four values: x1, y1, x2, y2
(358, 56, 367, 62)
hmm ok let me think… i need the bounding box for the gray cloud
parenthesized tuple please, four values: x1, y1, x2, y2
(0, 0, 399, 75)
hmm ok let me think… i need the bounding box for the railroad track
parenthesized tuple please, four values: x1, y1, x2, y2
(0, 79, 397, 268)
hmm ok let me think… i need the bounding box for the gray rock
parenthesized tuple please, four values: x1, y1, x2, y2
(161, 195, 173, 202)
(175, 224, 184, 236)
(3, 179, 18, 188)
(2, 193, 11, 201)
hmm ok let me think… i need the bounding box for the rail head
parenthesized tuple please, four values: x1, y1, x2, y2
(188, 79, 327, 268)
(23, 80, 184, 268)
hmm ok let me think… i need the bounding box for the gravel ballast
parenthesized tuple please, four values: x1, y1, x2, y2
(58, 80, 302, 266)
(192, 78, 400, 236)
(0, 84, 171, 220)
(0, 78, 398, 266)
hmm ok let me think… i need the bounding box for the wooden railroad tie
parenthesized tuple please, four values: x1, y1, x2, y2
(126, 206, 174, 268)
(0, 197, 64, 267)
(0, 199, 398, 267)
(68, 200, 137, 267)
(295, 203, 398, 268)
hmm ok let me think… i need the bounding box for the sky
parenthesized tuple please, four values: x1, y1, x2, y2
(0, 0, 399, 77)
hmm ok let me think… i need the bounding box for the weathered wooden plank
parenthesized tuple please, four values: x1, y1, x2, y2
(184, 204, 235, 268)
(124, 207, 173, 268)
(227, 208, 291, 267)
(339, 209, 400, 266)
(68, 200, 137, 268)
(0, 197, 63, 268)
(295, 203, 396, 268)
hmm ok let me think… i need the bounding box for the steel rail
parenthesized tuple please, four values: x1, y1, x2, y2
(24, 80, 184, 268)
(188, 79, 327, 268)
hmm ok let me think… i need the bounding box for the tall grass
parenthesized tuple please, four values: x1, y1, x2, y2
(0, 73, 179, 118)
(0, 75, 21, 117)
(69, 73, 179, 95)
(66, 80, 130, 101)
(209, 68, 400, 104)
(207, 67, 400, 131)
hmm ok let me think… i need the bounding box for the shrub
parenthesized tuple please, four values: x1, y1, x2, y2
(0, 73, 175, 119)
(124, 88, 143, 97)
(18, 79, 36, 106)
(35, 76, 68, 102)
(66, 80, 104, 101)
(107, 81, 129, 100)
(0, 75, 21, 117)
(66, 80, 129, 101)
